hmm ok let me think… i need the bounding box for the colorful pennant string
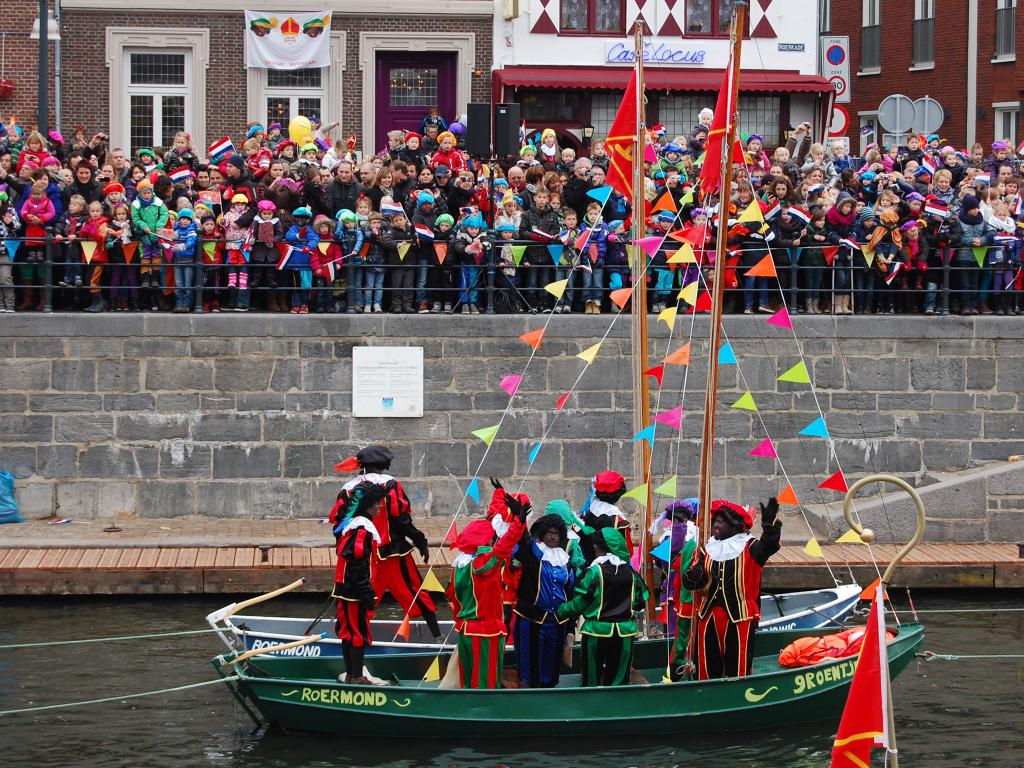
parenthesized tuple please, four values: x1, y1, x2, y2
(577, 342, 602, 365)
(819, 470, 849, 492)
(397, 241, 411, 261)
(651, 189, 677, 213)
(423, 657, 441, 682)
(544, 279, 568, 298)
(777, 361, 811, 384)
(317, 241, 330, 255)
(745, 253, 776, 278)
(420, 569, 445, 592)
(635, 236, 664, 258)
(837, 528, 867, 544)
(663, 342, 691, 366)
(657, 305, 678, 328)
(718, 342, 737, 365)
(678, 280, 699, 306)
(465, 476, 481, 504)
(586, 185, 613, 205)
(499, 374, 522, 398)
(547, 244, 564, 265)
(667, 242, 697, 264)
(631, 424, 656, 447)
(520, 327, 545, 349)
(653, 474, 678, 497)
(556, 391, 571, 411)
(434, 242, 448, 264)
(510, 245, 527, 266)
(653, 405, 683, 430)
(650, 537, 673, 563)
(765, 306, 793, 329)
(749, 437, 778, 458)
(802, 536, 823, 558)
(621, 483, 649, 506)
(737, 200, 765, 224)
(799, 416, 830, 439)
(972, 247, 987, 269)
(609, 287, 632, 308)
(472, 424, 499, 446)
(777, 484, 799, 505)
(731, 391, 757, 411)
(80, 241, 97, 264)
(644, 365, 665, 386)
(528, 443, 542, 465)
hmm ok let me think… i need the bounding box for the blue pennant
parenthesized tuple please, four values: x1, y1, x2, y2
(586, 185, 613, 206)
(650, 537, 673, 563)
(631, 424, 656, 447)
(6, 238, 20, 259)
(465, 476, 480, 504)
(547, 244, 564, 265)
(528, 443, 542, 465)
(799, 416, 830, 439)
(718, 342, 737, 365)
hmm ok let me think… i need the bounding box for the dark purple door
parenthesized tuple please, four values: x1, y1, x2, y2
(375, 52, 457, 153)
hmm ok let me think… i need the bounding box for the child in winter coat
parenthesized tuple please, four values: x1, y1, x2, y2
(492, 221, 521, 314)
(283, 206, 318, 313)
(169, 208, 198, 312)
(248, 199, 282, 311)
(604, 220, 630, 303)
(771, 202, 808, 315)
(198, 215, 225, 312)
(78, 201, 109, 313)
(452, 213, 489, 314)
(986, 200, 1019, 315)
(429, 131, 465, 174)
(16, 177, 56, 311)
(802, 210, 829, 314)
(312, 215, 340, 313)
(954, 194, 991, 315)
(580, 202, 608, 314)
(221, 194, 253, 311)
(556, 207, 583, 314)
(381, 209, 416, 313)
(866, 208, 904, 314)
(54, 194, 87, 291)
(105, 203, 137, 311)
(0, 197, 19, 312)
(432, 213, 458, 313)
(162, 132, 199, 173)
(518, 188, 560, 312)
(130, 179, 169, 300)
(362, 213, 386, 313)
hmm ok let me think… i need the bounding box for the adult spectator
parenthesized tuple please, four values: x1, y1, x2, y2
(563, 157, 593, 221)
(63, 162, 103, 208)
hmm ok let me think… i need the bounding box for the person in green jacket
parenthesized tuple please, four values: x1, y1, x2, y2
(555, 528, 648, 687)
(130, 179, 169, 303)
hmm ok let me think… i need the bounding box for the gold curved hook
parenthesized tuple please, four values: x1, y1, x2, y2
(842, 473, 926, 586)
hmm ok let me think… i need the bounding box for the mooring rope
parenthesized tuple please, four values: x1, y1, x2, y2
(919, 651, 1024, 662)
(0, 628, 219, 650)
(0, 676, 239, 716)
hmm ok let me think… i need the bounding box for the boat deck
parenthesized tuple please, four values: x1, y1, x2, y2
(0, 517, 1020, 594)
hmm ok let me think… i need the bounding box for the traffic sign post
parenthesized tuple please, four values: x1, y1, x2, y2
(827, 104, 850, 137)
(820, 36, 850, 104)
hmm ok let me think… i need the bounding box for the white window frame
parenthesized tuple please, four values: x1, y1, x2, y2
(914, 0, 934, 20)
(994, 0, 1017, 62)
(993, 102, 1020, 147)
(862, 0, 880, 26)
(105, 28, 209, 155)
(246, 31, 346, 138)
(124, 50, 191, 153)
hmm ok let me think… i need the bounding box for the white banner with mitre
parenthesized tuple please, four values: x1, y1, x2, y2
(244, 10, 332, 69)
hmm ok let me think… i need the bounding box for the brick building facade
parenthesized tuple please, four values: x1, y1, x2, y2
(828, 0, 1023, 153)
(1, 0, 492, 158)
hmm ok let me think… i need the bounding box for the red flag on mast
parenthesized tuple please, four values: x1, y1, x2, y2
(830, 584, 892, 767)
(698, 66, 744, 196)
(604, 70, 639, 201)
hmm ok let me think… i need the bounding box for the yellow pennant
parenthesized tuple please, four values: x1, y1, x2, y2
(80, 240, 97, 264)
(657, 305, 677, 328)
(318, 241, 330, 255)
(802, 536, 823, 558)
(836, 528, 868, 545)
(423, 657, 441, 682)
(397, 241, 411, 261)
(421, 569, 445, 593)
(577, 341, 602, 365)
(653, 474, 677, 497)
(738, 201, 765, 224)
(677, 280, 699, 306)
(621, 483, 649, 507)
(667, 242, 697, 264)
(472, 424, 499, 446)
(544, 279, 568, 298)
(862, 248, 876, 267)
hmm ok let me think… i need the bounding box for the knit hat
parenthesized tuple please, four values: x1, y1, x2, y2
(711, 499, 754, 531)
(268, 122, 282, 132)
(860, 170, 878, 182)
(257, 199, 276, 212)
(231, 193, 249, 204)
(246, 124, 265, 139)
(313, 214, 333, 229)
(404, 131, 422, 143)
(103, 182, 125, 197)
(292, 206, 313, 218)
(417, 191, 435, 207)
(437, 131, 456, 145)
(927, 134, 940, 142)
(858, 206, 877, 222)
(48, 130, 64, 144)
(136, 179, 153, 191)
(961, 194, 980, 211)
(594, 470, 626, 493)
(41, 156, 60, 168)
(435, 213, 455, 227)
(607, 219, 625, 231)
(226, 154, 245, 170)
(177, 208, 195, 220)
(541, 128, 556, 140)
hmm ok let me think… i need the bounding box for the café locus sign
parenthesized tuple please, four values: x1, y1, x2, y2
(605, 40, 707, 66)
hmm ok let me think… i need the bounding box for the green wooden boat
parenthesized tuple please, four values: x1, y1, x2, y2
(213, 624, 924, 737)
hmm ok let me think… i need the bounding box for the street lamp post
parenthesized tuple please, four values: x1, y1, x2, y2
(37, 0, 48, 137)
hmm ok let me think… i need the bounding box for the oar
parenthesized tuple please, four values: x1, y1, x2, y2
(226, 632, 327, 666)
(205, 577, 308, 627)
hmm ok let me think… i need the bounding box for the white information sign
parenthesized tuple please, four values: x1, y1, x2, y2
(352, 346, 424, 418)
(820, 35, 851, 104)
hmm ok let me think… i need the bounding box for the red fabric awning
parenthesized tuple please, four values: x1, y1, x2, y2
(494, 66, 833, 94)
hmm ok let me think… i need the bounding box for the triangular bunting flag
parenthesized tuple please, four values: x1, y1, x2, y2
(423, 657, 441, 682)
(397, 241, 411, 261)
(556, 391, 571, 411)
(472, 424, 500, 446)
(738, 200, 765, 224)
(766, 306, 793, 330)
(528, 442, 542, 465)
(421, 569, 445, 592)
(678, 280, 699, 306)
(731, 391, 758, 411)
(395, 614, 411, 640)
(547, 243, 564, 265)
(635, 235, 664, 258)
(838, 528, 867, 545)
(577, 341, 602, 365)
(544, 279, 568, 298)
(520, 327, 545, 349)
(653, 475, 678, 497)
(586, 185, 612, 206)
(685, 290, 713, 314)
(745, 253, 777, 278)
(778, 361, 811, 384)
(802, 536, 823, 558)
(973, 246, 987, 269)
(653, 405, 683, 430)
(667, 242, 697, 264)
(499, 374, 522, 397)
(858, 577, 889, 599)
(631, 424, 656, 447)
(465, 477, 481, 504)
(122, 241, 139, 263)
(434, 242, 448, 264)
(644, 142, 658, 163)
(621, 483, 649, 506)
(819, 470, 849, 493)
(443, 521, 459, 548)
(657, 305, 677, 328)
(718, 342, 737, 365)
(317, 241, 330, 255)
(651, 189, 677, 214)
(650, 537, 672, 563)
(644, 365, 665, 386)
(799, 416, 830, 439)
(749, 438, 778, 458)
(863, 248, 876, 267)
(510, 244, 526, 266)
(822, 245, 839, 266)
(777, 484, 799, 505)
(663, 342, 691, 366)
(80, 240, 97, 264)
(609, 287, 632, 309)
(6, 238, 19, 259)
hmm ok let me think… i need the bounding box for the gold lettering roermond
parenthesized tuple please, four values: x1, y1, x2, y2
(792, 659, 857, 695)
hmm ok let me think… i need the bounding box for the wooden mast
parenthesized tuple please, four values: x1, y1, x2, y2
(628, 20, 656, 614)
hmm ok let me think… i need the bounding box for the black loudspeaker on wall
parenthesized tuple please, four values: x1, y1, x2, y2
(494, 102, 521, 156)
(465, 103, 492, 156)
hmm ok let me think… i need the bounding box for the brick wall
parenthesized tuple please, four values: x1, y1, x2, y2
(55, 10, 491, 151)
(1, 315, 1022, 543)
(0, 1, 56, 134)
(831, 0, 1024, 148)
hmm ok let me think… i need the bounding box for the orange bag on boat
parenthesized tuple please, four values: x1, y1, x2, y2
(778, 626, 898, 668)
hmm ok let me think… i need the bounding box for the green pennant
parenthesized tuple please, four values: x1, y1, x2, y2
(731, 391, 758, 412)
(472, 424, 500, 446)
(973, 246, 988, 269)
(653, 475, 677, 497)
(510, 245, 527, 266)
(777, 361, 811, 384)
(621, 483, 649, 507)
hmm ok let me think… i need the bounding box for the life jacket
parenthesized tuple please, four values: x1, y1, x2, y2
(778, 626, 898, 668)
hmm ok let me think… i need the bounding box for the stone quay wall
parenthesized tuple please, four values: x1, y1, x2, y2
(1, 315, 1021, 543)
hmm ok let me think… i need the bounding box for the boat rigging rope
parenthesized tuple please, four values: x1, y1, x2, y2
(0, 628, 220, 650)
(0, 676, 239, 716)
(918, 651, 1024, 661)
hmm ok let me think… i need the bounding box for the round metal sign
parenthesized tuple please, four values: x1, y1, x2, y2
(876, 94, 915, 134)
(912, 96, 945, 135)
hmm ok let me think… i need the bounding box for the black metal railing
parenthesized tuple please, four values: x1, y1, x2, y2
(912, 18, 935, 66)
(861, 25, 881, 69)
(995, 6, 1016, 57)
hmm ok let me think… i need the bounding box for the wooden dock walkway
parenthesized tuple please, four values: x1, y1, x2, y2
(1, 516, 1020, 594)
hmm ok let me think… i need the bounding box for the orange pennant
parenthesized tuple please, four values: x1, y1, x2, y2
(122, 241, 139, 263)
(395, 614, 411, 641)
(609, 287, 632, 309)
(333, 455, 360, 473)
(519, 328, 545, 349)
(652, 189, 677, 214)
(777, 484, 799, 505)
(433, 242, 448, 265)
(663, 342, 691, 366)
(859, 577, 890, 601)
(745, 253, 777, 278)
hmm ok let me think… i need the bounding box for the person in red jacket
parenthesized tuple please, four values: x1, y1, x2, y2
(682, 497, 781, 680)
(328, 445, 442, 640)
(429, 131, 465, 174)
(484, 478, 527, 628)
(446, 494, 529, 688)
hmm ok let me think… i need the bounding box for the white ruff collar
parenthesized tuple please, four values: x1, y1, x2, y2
(341, 516, 381, 544)
(592, 553, 626, 572)
(452, 553, 474, 569)
(342, 472, 394, 491)
(704, 532, 753, 562)
(536, 541, 570, 567)
(589, 499, 625, 520)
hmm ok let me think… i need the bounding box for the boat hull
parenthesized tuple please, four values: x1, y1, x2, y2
(224, 624, 923, 738)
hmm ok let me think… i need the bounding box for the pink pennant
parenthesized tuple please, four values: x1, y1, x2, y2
(653, 405, 683, 430)
(765, 305, 793, 330)
(749, 438, 778, 458)
(644, 142, 658, 164)
(499, 374, 522, 398)
(634, 235, 664, 258)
